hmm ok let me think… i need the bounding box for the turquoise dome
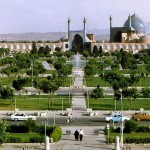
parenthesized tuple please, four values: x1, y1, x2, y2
(124, 14, 146, 33)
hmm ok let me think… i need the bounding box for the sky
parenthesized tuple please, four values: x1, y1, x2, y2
(0, 0, 150, 34)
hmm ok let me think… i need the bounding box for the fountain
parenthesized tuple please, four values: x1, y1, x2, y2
(71, 52, 85, 77)
(72, 52, 82, 68)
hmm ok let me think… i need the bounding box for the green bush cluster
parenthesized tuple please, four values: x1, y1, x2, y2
(6, 136, 22, 143)
(136, 126, 150, 133)
(7, 124, 28, 133)
(29, 135, 44, 143)
(35, 125, 53, 136)
(126, 137, 150, 144)
(50, 126, 62, 142)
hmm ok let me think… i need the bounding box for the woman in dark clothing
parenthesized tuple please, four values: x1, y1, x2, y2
(74, 130, 79, 141)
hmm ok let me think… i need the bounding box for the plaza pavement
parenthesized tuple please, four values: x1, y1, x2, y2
(1, 68, 150, 150)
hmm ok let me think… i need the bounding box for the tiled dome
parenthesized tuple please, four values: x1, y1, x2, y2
(124, 14, 146, 34)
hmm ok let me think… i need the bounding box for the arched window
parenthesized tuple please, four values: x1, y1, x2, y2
(65, 44, 69, 48)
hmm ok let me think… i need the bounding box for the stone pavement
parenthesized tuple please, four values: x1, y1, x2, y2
(1, 126, 150, 150)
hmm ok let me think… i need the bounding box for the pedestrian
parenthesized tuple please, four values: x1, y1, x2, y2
(79, 129, 84, 141)
(74, 130, 79, 141)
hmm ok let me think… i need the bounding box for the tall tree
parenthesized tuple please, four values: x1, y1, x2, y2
(30, 42, 38, 54)
(93, 45, 99, 57)
(0, 120, 7, 144)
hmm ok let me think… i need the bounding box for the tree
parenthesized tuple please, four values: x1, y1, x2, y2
(40, 80, 55, 109)
(93, 45, 99, 57)
(122, 88, 138, 107)
(124, 120, 138, 133)
(30, 42, 38, 54)
(12, 76, 30, 97)
(82, 50, 89, 58)
(0, 86, 14, 99)
(0, 120, 7, 144)
(99, 46, 103, 57)
(38, 46, 45, 56)
(120, 51, 130, 70)
(90, 85, 104, 99)
(24, 119, 36, 133)
(141, 88, 150, 99)
(44, 45, 51, 56)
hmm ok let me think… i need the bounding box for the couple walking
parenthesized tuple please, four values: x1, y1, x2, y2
(74, 129, 84, 141)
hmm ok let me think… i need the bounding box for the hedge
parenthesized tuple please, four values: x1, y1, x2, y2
(6, 136, 22, 143)
(50, 126, 62, 142)
(126, 137, 150, 144)
(6, 124, 28, 133)
(29, 135, 44, 143)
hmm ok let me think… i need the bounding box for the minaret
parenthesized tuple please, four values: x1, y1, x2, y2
(83, 17, 86, 43)
(68, 17, 71, 49)
(128, 14, 135, 34)
(109, 15, 112, 42)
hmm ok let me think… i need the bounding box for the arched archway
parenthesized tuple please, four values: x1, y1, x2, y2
(72, 34, 83, 52)
(114, 31, 122, 42)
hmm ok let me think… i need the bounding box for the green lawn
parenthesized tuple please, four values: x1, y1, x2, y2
(86, 97, 150, 110)
(0, 77, 13, 86)
(85, 77, 150, 87)
(85, 77, 109, 87)
(0, 95, 71, 111)
(45, 70, 56, 74)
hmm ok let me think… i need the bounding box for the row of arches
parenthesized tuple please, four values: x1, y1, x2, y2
(0, 42, 149, 53)
(0, 43, 62, 52)
(94, 43, 150, 51)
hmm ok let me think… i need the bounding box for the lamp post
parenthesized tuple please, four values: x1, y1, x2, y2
(53, 111, 56, 128)
(31, 61, 33, 87)
(14, 98, 16, 111)
(119, 89, 123, 149)
(107, 124, 110, 144)
(62, 97, 64, 111)
(114, 97, 116, 110)
(87, 87, 89, 108)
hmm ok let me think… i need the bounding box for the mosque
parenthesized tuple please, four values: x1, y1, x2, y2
(0, 14, 150, 54)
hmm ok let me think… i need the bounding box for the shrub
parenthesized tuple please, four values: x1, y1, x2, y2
(124, 119, 138, 133)
(35, 125, 53, 136)
(24, 119, 36, 133)
(6, 136, 22, 143)
(136, 126, 150, 133)
(50, 126, 62, 142)
(7, 124, 28, 133)
(104, 126, 114, 135)
(125, 137, 150, 144)
(29, 135, 44, 143)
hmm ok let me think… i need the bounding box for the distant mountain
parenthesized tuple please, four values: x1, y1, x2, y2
(146, 22, 150, 34)
(0, 30, 110, 42)
(87, 28, 109, 35)
(0, 32, 67, 42)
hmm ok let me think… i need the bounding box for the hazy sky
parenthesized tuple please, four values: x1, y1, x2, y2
(0, 0, 150, 33)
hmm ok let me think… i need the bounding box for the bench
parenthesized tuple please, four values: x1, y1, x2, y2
(66, 130, 71, 135)
(94, 129, 101, 135)
(66, 108, 72, 112)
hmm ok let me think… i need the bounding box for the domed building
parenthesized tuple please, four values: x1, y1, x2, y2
(110, 14, 147, 43)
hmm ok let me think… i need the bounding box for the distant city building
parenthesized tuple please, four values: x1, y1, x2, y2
(110, 13, 150, 43)
(0, 14, 150, 53)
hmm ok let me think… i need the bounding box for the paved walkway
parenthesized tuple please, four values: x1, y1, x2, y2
(71, 68, 86, 111)
(2, 126, 150, 150)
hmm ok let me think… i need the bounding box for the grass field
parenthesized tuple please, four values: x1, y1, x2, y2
(86, 97, 150, 110)
(85, 77, 150, 87)
(0, 95, 71, 111)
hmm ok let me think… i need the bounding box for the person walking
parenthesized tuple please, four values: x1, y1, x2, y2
(79, 129, 84, 141)
(74, 130, 79, 141)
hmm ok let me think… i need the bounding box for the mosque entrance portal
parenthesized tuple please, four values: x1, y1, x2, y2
(72, 34, 83, 53)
